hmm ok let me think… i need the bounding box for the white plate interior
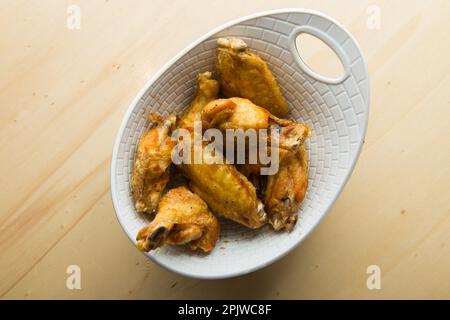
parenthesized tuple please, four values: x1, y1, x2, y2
(111, 9, 369, 279)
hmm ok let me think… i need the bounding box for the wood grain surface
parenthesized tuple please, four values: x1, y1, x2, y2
(1, 0, 449, 299)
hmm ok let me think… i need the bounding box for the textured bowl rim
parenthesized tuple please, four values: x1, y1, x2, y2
(110, 8, 370, 280)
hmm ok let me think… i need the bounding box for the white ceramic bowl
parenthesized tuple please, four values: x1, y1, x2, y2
(111, 8, 370, 279)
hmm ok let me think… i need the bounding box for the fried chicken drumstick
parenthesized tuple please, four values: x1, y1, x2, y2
(265, 143, 309, 231)
(136, 186, 219, 252)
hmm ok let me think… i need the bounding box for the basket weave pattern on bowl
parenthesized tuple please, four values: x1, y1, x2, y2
(111, 9, 369, 279)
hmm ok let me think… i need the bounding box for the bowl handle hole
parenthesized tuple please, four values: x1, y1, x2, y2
(289, 25, 351, 85)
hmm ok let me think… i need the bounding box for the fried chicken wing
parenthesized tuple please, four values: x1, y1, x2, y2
(177, 73, 267, 229)
(136, 186, 219, 252)
(202, 97, 311, 231)
(180, 146, 267, 229)
(216, 37, 289, 117)
(264, 143, 309, 231)
(202, 97, 308, 150)
(178, 71, 219, 131)
(131, 114, 177, 214)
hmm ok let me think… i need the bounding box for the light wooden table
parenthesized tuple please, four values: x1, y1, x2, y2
(1, 0, 449, 299)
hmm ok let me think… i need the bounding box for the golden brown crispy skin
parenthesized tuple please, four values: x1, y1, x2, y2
(202, 97, 270, 131)
(202, 97, 311, 231)
(136, 186, 219, 252)
(202, 97, 309, 150)
(265, 143, 309, 231)
(180, 146, 267, 229)
(178, 71, 220, 131)
(178, 74, 267, 229)
(216, 37, 289, 117)
(131, 114, 177, 214)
